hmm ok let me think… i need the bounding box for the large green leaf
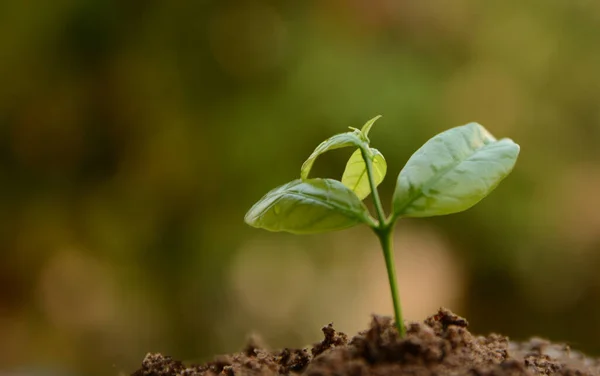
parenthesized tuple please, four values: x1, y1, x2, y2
(392, 123, 520, 218)
(300, 131, 364, 180)
(341, 148, 387, 200)
(245, 178, 374, 234)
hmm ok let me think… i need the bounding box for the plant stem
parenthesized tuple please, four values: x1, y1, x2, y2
(360, 147, 386, 226)
(360, 146, 405, 336)
(377, 228, 405, 337)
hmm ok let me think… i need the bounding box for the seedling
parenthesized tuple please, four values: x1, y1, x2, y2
(244, 116, 520, 337)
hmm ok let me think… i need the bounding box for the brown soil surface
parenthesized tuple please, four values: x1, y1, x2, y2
(132, 308, 600, 376)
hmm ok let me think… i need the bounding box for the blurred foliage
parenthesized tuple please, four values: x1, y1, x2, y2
(1, 0, 600, 375)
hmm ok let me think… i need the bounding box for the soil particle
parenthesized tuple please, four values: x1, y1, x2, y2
(132, 308, 600, 376)
(311, 323, 348, 358)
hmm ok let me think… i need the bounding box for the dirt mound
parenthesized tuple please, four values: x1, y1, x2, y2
(132, 308, 600, 376)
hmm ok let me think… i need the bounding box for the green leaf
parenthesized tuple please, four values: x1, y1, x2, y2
(392, 123, 520, 218)
(341, 148, 387, 200)
(245, 178, 374, 234)
(300, 132, 364, 180)
(360, 115, 382, 139)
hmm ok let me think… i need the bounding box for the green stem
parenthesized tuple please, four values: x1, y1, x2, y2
(360, 146, 405, 336)
(360, 147, 386, 226)
(377, 228, 405, 337)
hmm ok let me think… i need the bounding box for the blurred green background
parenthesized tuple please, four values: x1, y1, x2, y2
(2, 0, 600, 374)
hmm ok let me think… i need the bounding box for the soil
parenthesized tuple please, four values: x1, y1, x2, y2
(132, 308, 600, 376)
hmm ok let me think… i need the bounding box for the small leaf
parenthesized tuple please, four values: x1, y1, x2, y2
(300, 132, 365, 180)
(392, 123, 520, 218)
(341, 148, 387, 200)
(245, 178, 373, 234)
(360, 115, 382, 138)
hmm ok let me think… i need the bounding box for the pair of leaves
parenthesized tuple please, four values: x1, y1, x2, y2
(300, 115, 387, 201)
(245, 117, 385, 234)
(245, 120, 520, 234)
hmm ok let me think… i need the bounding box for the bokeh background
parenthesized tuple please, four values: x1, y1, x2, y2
(2, 1, 600, 374)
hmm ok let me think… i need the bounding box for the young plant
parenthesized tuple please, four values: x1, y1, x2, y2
(244, 116, 520, 337)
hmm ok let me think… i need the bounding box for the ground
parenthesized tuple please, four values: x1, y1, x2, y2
(132, 308, 600, 376)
